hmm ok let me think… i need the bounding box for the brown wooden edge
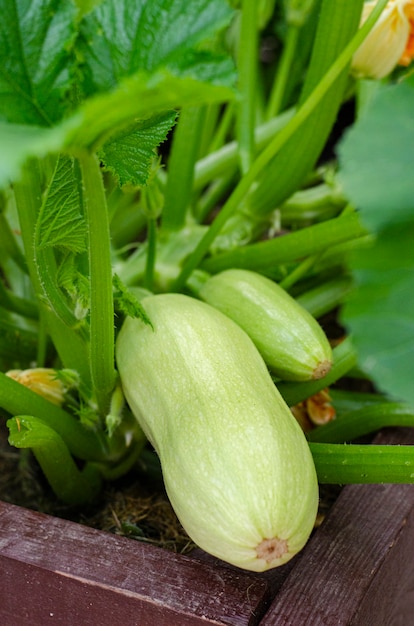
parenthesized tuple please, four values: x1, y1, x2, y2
(0, 501, 270, 626)
(0, 427, 413, 626)
(260, 427, 414, 625)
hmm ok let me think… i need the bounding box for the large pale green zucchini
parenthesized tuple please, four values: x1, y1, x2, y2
(116, 293, 318, 572)
(199, 269, 332, 381)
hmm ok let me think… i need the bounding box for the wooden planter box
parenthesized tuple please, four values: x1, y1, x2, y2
(1, 427, 413, 626)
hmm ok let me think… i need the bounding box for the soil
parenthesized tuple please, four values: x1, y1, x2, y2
(0, 418, 194, 554)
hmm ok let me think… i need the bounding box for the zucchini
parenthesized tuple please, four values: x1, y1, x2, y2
(199, 269, 332, 381)
(116, 293, 318, 571)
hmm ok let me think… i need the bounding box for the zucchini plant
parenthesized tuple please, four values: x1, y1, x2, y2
(1, 0, 414, 571)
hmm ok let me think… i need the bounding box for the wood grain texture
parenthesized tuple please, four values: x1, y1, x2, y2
(260, 427, 414, 625)
(0, 502, 269, 626)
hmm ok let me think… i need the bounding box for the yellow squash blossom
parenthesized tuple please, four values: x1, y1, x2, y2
(6, 368, 77, 406)
(352, 0, 414, 79)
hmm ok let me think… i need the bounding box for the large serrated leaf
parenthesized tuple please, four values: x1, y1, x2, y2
(66, 70, 235, 151)
(99, 111, 177, 187)
(78, 0, 235, 94)
(0, 0, 236, 183)
(36, 154, 86, 253)
(0, 72, 234, 187)
(0, 0, 77, 125)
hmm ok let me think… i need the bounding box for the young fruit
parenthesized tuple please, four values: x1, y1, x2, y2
(199, 268, 332, 381)
(116, 293, 318, 572)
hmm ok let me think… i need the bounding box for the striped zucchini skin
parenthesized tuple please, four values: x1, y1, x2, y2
(200, 269, 332, 381)
(116, 293, 318, 572)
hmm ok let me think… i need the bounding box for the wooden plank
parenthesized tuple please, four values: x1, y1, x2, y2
(191, 547, 300, 601)
(350, 500, 414, 626)
(0, 502, 269, 626)
(260, 427, 414, 625)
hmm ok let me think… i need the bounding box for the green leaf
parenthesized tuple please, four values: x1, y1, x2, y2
(338, 76, 414, 232)
(341, 225, 414, 408)
(78, 0, 235, 95)
(74, 0, 102, 19)
(113, 274, 153, 328)
(99, 111, 177, 187)
(0, 0, 236, 184)
(0, 71, 235, 188)
(338, 75, 414, 410)
(57, 253, 90, 321)
(65, 70, 235, 151)
(0, 0, 77, 125)
(0, 59, 235, 189)
(35, 154, 86, 253)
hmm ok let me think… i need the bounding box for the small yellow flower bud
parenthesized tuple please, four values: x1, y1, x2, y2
(6, 368, 77, 406)
(352, 0, 414, 79)
(291, 388, 336, 432)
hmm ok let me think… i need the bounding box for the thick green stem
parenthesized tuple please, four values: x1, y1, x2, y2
(36, 312, 49, 367)
(208, 102, 236, 153)
(308, 234, 373, 278)
(144, 218, 157, 291)
(279, 253, 322, 290)
(279, 203, 353, 289)
(202, 212, 366, 274)
(0, 280, 38, 319)
(195, 171, 238, 223)
(310, 442, 414, 484)
(308, 403, 414, 443)
(267, 24, 300, 119)
(8, 415, 102, 506)
(280, 182, 346, 225)
(195, 104, 221, 160)
(237, 0, 258, 173)
(194, 110, 294, 192)
(0, 210, 28, 274)
(79, 153, 116, 416)
(162, 107, 204, 232)
(295, 276, 353, 319)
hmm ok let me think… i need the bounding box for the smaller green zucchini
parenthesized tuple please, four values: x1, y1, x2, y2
(199, 269, 332, 381)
